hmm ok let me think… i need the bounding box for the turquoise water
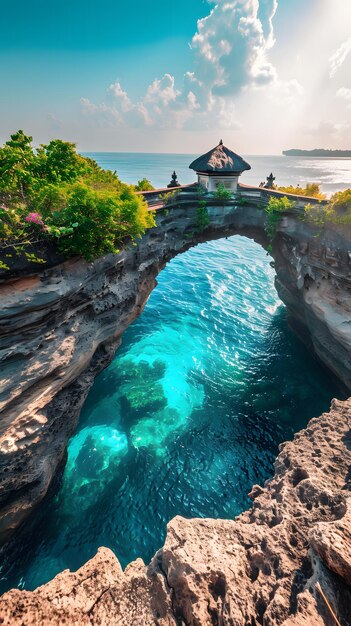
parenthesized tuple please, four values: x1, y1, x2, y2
(0, 236, 340, 593)
(0, 153, 345, 593)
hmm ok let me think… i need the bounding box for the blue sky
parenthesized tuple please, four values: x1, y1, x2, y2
(0, 1, 205, 106)
(1, 0, 351, 153)
(0, 1, 208, 52)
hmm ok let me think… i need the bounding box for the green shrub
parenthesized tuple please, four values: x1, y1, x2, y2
(326, 189, 351, 224)
(235, 196, 249, 206)
(214, 183, 232, 202)
(134, 178, 155, 192)
(50, 184, 154, 261)
(303, 188, 351, 226)
(0, 130, 155, 266)
(196, 201, 210, 231)
(303, 203, 327, 226)
(163, 190, 180, 205)
(265, 196, 295, 241)
(277, 183, 326, 200)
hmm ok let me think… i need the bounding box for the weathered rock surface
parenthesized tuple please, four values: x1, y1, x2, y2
(0, 398, 350, 625)
(310, 499, 351, 587)
(272, 216, 351, 389)
(1, 190, 351, 623)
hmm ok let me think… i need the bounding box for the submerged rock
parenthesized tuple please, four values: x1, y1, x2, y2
(119, 360, 167, 415)
(1, 191, 351, 623)
(0, 398, 350, 624)
(59, 425, 129, 513)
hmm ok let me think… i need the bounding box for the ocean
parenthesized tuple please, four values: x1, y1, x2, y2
(82, 152, 351, 195)
(0, 153, 348, 593)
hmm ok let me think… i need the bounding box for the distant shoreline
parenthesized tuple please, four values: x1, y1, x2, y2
(283, 149, 351, 158)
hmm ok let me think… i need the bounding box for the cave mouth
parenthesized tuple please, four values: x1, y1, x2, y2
(0, 235, 341, 593)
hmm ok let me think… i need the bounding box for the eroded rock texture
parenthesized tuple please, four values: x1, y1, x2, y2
(273, 216, 351, 389)
(1, 192, 351, 623)
(0, 399, 350, 625)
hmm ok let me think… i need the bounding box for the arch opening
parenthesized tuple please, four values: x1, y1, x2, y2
(0, 235, 341, 593)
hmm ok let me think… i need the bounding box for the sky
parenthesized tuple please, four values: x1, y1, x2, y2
(1, 0, 351, 154)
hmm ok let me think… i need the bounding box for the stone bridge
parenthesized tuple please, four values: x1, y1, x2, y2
(0, 181, 350, 551)
(0, 185, 351, 542)
(1, 178, 351, 624)
(137, 181, 326, 213)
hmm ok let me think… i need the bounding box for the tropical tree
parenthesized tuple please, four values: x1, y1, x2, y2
(277, 183, 326, 200)
(0, 130, 36, 205)
(0, 130, 155, 267)
(134, 178, 155, 191)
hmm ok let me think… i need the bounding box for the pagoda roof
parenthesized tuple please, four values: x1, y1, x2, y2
(189, 140, 251, 174)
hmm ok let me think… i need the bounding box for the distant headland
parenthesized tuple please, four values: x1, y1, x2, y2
(283, 148, 351, 157)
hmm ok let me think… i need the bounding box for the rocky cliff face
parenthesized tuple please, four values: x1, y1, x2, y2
(273, 215, 351, 389)
(0, 194, 351, 623)
(1, 398, 350, 625)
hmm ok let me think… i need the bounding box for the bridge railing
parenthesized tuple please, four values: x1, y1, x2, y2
(136, 184, 197, 209)
(238, 183, 327, 208)
(137, 182, 327, 212)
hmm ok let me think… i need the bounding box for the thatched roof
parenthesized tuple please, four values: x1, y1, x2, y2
(189, 140, 251, 174)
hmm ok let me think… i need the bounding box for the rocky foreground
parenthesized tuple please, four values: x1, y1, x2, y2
(1, 398, 350, 625)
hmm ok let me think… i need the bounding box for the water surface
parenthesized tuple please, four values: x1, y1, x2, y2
(83, 151, 351, 195)
(0, 235, 340, 593)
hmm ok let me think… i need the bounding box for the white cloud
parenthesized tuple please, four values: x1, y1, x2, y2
(305, 120, 351, 143)
(329, 37, 351, 78)
(81, 74, 193, 130)
(80, 98, 98, 114)
(336, 87, 351, 110)
(108, 82, 132, 113)
(80, 97, 124, 126)
(80, 1, 303, 133)
(308, 121, 340, 137)
(268, 78, 303, 104)
(144, 74, 180, 106)
(337, 87, 351, 100)
(257, 0, 278, 48)
(191, 0, 279, 97)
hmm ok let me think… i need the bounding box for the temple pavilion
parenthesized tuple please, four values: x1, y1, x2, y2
(189, 140, 251, 193)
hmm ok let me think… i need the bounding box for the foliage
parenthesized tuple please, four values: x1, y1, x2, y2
(0, 204, 44, 250)
(196, 200, 210, 231)
(277, 183, 326, 200)
(303, 188, 351, 226)
(302, 203, 327, 227)
(0, 130, 155, 266)
(265, 187, 351, 238)
(265, 196, 295, 241)
(163, 189, 181, 205)
(0, 131, 37, 206)
(214, 183, 232, 202)
(235, 195, 250, 206)
(326, 189, 351, 224)
(134, 178, 155, 192)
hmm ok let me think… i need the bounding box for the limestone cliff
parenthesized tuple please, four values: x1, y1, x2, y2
(272, 215, 351, 389)
(0, 192, 351, 623)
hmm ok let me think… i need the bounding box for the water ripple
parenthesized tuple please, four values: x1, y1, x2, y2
(0, 235, 341, 594)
